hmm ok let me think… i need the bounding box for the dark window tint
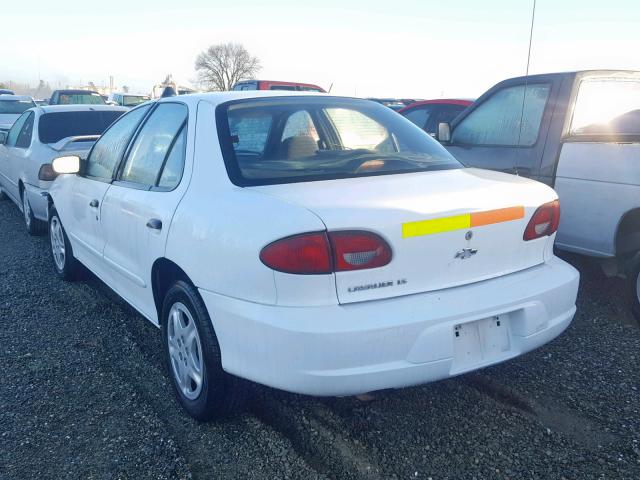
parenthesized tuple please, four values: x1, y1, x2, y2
(452, 84, 550, 146)
(85, 105, 151, 180)
(38, 110, 125, 144)
(436, 105, 468, 125)
(120, 103, 188, 186)
(15, 112, 34, 148)
(403, 106, 434, 128)
(269, 85, 297, 91)
(158, 126, 187, 189)
(218, 97, 461, 186)
(0, 99, 35, 114)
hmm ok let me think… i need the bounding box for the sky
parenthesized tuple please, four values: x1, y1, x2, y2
(2, 0, 640, 98)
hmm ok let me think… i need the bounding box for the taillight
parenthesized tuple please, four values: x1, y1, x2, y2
(523, 200, 560, 241)
(328, 231, 392, 271)
(259, 232, 332, 274)
(260, 230, 392, 274)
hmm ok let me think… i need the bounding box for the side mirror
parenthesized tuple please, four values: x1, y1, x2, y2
(0, 131, 7, 145)
(38, 163, 58, 181)
(437, 122, 451, 143)
(52, 155, 81, 174)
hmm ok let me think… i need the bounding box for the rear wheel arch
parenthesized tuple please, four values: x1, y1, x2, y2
(151, 258, 195, 321)
(615, 208, 640, 260)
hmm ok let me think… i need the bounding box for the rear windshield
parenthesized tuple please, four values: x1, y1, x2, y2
(0, 99, 35, 114)
(217, 97, 461, 186)
(123, 95, 150, 107)
(57, 93, 105, 105)
(38, 110, 125, 144)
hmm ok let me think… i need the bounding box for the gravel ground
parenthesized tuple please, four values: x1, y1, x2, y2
(0, 198, 638, 479)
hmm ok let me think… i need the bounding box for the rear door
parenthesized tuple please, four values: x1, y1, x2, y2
(445, 78, 558, 181)
(100, 102, 189, 322)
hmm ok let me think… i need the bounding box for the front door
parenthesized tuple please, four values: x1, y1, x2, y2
(445, 80, 557, 181)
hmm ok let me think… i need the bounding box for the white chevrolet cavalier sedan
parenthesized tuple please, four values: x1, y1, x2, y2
(45, 92, 579, 420)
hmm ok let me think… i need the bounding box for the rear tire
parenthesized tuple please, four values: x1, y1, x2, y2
(161, 280, 247, 421)
(49, 207, 80, 281)
(0, 185, 7, 200)
(22, 189, 46, 235)
(630, 259, 640, 324)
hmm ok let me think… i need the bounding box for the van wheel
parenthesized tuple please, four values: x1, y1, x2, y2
(630, 260, 640, 324)
(161, 280, 247, 420)
(49, 208, 80, 281)
(22, 190, 46, 235)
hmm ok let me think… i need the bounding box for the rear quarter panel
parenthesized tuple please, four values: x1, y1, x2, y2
(554, 142, 640, 256)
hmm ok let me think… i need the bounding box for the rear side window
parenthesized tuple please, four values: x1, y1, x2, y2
(15, 112, 34, 148)
(120, 103, 188, 187)
(570, 78, 640, 137)
(452, 84, 550, 146)
(39, 110, 125, 144)
(85, 105, 151, 180)
(218, 96, 461, 186)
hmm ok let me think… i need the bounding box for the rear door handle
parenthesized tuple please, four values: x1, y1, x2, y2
(146, 218, 162, 230)
(89, 199, 99, 208)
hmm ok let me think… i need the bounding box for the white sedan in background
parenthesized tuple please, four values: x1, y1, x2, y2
(0, 105, 127, 233)
(0, 95, 36, 131)
(45, 92, 579, 420)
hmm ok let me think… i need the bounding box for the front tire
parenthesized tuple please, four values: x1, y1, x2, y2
(22, 190, 46, 235)
(49, 207, 80, 281)
(161, 280, 247, 420)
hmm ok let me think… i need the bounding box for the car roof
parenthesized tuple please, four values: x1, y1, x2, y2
(0, 95, 35, 102)
(36, 104, 129, 114)
(155, 90, 332, 108)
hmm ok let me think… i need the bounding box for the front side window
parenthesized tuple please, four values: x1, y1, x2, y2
(85, 104, 151, 180)
(120, 103, 188, 186)
(452, 83, 550, 146)
(218, 97, 461, 186)
(39, 110, 125, 144)
(570, 78, 640, 136)
(0, 99, 36, 114)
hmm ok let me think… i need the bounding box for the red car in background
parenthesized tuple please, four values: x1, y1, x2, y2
(232, 80, 326, 92)
(399, 99, 473, 137)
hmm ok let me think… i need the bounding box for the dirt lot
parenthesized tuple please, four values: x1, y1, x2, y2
(0, 199, 638, 480)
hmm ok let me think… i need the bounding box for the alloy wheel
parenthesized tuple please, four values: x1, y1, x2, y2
(167, 302, 204, 400)
(50, 216, 66, 271)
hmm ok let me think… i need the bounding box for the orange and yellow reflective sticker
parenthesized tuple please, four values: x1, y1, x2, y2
(402, 206, 525, 238)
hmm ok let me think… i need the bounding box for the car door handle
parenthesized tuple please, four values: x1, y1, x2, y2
(146, 218, 162, 230)
(89, 199, 99, 208)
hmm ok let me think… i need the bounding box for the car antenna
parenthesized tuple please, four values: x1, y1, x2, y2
(515, 0, 537, 177)
(328, 82, 333, 93)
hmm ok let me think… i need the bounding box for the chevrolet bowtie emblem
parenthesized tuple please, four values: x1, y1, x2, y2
(454, 248, 478, 260)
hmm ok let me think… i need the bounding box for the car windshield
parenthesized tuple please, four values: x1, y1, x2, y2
(38, 110, 125, 144)
(122, 95, 150, 107)
(0, 99, 35, 114)
(217, 96, 462, 186)
(58, 93, 105, 105)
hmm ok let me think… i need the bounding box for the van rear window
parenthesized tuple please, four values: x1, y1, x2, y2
(217, 97, 461, 186)
(38, 110, 125, 144)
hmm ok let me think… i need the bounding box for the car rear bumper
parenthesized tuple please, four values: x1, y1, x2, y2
(199, 256, 579, 396)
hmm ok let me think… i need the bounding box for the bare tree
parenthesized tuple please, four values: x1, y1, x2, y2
(195, 43, 261, 91)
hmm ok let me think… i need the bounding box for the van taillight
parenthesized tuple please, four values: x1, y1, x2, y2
(523, 200, 560, 241)
(260, 231, 392, 274)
